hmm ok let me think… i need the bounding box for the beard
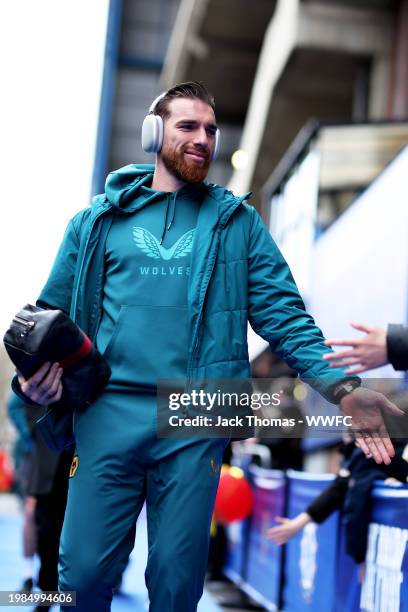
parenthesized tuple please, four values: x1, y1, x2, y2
(161, 143, 211, 184)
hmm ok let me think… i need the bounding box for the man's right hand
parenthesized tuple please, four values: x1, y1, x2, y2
(340, 387, 404, 464)
(17, 362, 63, 406)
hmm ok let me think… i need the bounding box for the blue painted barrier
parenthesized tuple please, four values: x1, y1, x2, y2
(242, 466, 285, 611)
(223, 470, 408, 611)
(281, 471, 339, 611)
(360, 482, 408, 612)
(224, 518, 251, 586)
(335, 519, 361, 612)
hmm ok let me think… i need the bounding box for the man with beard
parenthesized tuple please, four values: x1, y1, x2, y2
(15, 81, 402, 611)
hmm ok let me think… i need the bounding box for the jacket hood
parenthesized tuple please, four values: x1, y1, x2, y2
(101, 163, 252, 225)
(104, 163, 156, 211)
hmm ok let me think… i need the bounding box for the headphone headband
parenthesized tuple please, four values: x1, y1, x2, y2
(148, 92, 166, 114)
(141, 92, 220, 160)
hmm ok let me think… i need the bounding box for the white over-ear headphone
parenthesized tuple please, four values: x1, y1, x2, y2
(141, 92, 220, 161)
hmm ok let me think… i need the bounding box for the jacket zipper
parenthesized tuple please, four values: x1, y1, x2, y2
(73, 194, 245, 377)
(187, 200, 243, 377)
(188, 227, 222, 377)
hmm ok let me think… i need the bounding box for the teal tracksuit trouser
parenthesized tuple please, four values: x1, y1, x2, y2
(58, 391, 227, 611)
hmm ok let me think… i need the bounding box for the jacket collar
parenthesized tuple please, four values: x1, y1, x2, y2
(91, 164, 252, 227)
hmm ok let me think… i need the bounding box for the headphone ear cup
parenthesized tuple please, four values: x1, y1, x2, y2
(141, 114, 164, 153)
(212, 129, 220, 161)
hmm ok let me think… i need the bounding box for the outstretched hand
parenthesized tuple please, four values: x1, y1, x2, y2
(340, 387, 404, 465)
(323, 323, 388, 374)
(267, 513, 311, 545)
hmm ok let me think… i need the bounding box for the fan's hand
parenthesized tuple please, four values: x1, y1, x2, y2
(267, 513, 311, 545)
(323, 323, 387, 374)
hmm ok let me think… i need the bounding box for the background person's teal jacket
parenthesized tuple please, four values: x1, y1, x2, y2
(13, 164, 354, 450)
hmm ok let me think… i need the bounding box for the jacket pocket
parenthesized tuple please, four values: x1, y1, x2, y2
(103, 305, 188, 388)
(36, 406, 75, 452)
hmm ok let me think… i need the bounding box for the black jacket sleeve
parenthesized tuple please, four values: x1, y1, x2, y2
(387, 324, 408, 371)
(306, 474, 349, 523)
(383, 455, 408, 483)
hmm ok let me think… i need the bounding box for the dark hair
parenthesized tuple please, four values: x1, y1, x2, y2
(154, 81, 215, 119)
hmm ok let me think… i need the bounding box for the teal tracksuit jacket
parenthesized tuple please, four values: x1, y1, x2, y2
(30, 163, 351, 450)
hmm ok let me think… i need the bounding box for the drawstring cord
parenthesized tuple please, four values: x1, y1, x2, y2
(159, 192, 177, 244)
(167, 192, 177, 231)
(160, 198, 170, 245)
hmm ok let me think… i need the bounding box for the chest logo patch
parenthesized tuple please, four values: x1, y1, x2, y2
(132, 227, 195, 261)
(69, 455, 79, 478)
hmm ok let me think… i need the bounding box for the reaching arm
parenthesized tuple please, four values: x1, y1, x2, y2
(267, 473, 350, 545)
(247, 208, 359, 401)
(246, 209, 403, 464)
(306, 473, 349, 523)
(324, 322, 408, 373)
(323, 323, 388, 374)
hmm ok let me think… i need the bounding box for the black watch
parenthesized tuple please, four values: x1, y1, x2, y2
(332, 379, 361, 403)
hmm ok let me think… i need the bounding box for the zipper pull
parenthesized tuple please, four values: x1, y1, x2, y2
(13, 316, 35, 336)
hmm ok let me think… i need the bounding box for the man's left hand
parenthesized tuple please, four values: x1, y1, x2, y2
(340, 387, 404, 464)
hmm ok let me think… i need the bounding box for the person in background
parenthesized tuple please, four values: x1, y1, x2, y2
(255, 380, 304, 471)
(267, 437, 408, 573)
(8, 393, 36, 593)
(323, 322, 408, 374)
(7, 393, 72, 608)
